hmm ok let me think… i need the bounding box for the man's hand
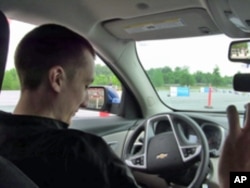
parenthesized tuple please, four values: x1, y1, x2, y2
(219, 103, 250, 188)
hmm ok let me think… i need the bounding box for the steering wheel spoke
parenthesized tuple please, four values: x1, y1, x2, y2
(125, 119, 154, 169)
(180, 144, 202, 162)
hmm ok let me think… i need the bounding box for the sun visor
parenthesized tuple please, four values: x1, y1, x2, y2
(233, 74, 250, 92)
(207, 0, 250, 38)
(103, 8, 220, 40)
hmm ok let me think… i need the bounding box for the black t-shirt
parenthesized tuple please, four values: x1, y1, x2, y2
(0, 111, 140, 188)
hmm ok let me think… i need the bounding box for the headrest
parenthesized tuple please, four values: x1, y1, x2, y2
(0, 10, 10, 93)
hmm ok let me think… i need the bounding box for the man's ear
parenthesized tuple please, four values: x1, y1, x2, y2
(48, 66, 65, 93)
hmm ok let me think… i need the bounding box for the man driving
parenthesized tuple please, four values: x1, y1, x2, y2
(0, 24, 140, 188)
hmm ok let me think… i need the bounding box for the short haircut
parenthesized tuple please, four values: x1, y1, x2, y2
(15, 24, 95, 90)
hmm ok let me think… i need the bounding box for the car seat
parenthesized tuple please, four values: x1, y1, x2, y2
(0, 10, 39, 188)
(0, 156, 39, 188)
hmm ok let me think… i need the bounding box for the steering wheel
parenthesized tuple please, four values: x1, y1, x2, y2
(123, 112, 209, 188)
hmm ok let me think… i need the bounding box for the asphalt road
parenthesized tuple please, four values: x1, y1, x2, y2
(158, 90, 249, 112)
(1, 90, 249, 115)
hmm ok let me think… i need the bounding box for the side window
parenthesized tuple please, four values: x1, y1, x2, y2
(0, 19, 123, 118)
(0, 20, 34, 112)
(75, 56, 123, 118)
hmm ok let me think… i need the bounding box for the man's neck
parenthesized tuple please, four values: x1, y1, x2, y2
(14, 89, 54, 119)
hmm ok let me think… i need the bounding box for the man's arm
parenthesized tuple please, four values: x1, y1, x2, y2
(93, 135, 141, 188)
(59, 130, 141, 188)
(218, 103, 250, 188)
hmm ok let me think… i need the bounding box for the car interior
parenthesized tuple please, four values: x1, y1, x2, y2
(1, 0, 250, 188)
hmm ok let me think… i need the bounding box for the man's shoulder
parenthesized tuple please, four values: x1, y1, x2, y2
(55, 128, 102, 142)
(44, 128, 106, 149)
(0, 110, 11, 117)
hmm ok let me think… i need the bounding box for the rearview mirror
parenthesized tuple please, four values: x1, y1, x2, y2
(228, 40, 250, 64)
(80, 86, 121, 113)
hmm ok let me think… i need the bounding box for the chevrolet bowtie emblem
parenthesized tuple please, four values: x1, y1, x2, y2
(156, 153, 168, 159)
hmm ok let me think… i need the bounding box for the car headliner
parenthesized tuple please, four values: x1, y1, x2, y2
(1, 1, 250, 40)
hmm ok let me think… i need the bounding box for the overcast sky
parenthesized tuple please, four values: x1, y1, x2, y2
(136, 35, 250, 76)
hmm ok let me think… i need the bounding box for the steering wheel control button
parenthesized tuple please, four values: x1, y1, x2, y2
(182, 147, 196, 157)
(140, 157, 144, 165)
(181, 145, 202, 162)
(131, 156, 144, 166)
(183, 149, 188, 157)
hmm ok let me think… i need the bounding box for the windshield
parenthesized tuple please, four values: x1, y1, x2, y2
(137, 34, 250, 112)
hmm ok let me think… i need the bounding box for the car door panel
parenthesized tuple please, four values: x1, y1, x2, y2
(70, 116, 141, 157)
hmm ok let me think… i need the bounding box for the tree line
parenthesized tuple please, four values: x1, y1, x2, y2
(2, 64, 121, 90)
(147, 66, 233, 88)
(2, 64, 232, 90)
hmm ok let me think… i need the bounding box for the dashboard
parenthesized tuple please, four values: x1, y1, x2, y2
(73, 112, 229, 187)
(131, 114, 227, 158)
(201, 123, 225, 157)
(154, 117, 226, 157)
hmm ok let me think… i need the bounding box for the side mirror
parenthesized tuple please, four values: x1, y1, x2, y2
(228, 40, 250, 64)
(80, 86, 121, 113)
